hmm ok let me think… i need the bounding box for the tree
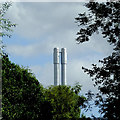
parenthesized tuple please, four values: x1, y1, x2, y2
(0, 2, 16, 38)
(0, 2, 16, 119)
(75, 2, 120, 50)
(1, 56, 87, 120)
(0, 2, 16, 51)
(2, 54, 49, 120)
(0, 3, 55, 120)
(45, 85, 86, 120)
(75, 2, 120, 119)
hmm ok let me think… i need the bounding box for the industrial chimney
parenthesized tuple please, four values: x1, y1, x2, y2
(53, 48, 67, 86)
(61, 48, 67, 85)
(53, 48, 60, 86)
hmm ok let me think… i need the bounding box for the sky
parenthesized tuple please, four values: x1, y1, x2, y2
(1, 0, 111, 2)
(3, 2, 113, 117)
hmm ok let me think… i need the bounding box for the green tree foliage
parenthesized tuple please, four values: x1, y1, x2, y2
(75, 2, 120, 50)
(0, 2, 16, 119)
(83, 52, 120, 119)
(0, 2, 16, 38)
(2, 54, 87, 120)
(75, 2, 120, 119)
(2, 54, 48, 120)
(45, 85, 86, 120)
(0, 2, 16, 53)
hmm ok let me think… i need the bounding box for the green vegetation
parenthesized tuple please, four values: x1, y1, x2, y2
(2, 54, 46, 120)
(0, 2, 16, 38)
(0, 2, 16, 52)
(0, 2, 16, 119)
(45, 85, 86, 120)
(0, 2, 88, 120)
(2, 54, 86, 120)
(75, 2, 120, 119)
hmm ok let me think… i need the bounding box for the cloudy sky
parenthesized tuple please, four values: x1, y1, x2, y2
(4, 2, 113, 117)
(1, 0, 109, 2)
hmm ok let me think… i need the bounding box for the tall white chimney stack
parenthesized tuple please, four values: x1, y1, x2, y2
(61, 48, 67, 85)
(53, 48, 60, 86)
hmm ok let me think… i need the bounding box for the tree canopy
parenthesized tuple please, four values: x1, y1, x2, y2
(75, 2, 120, 119)
(2, 54, 87, 120)
(0, 2, 16, 54)
(2, 54, 48, 120)
(75, 2, 120, 50)
(0, 2, 16, 38)
(45, 85, 86, 120)
(0, 2, 16, 119)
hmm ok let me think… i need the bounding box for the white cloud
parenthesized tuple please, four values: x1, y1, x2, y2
(6, 28, 113, 62)
(5, 2, 113, 59)
(30, 58, 98, 94)
(67, 58, 98, 93)
(5, 2, 113, 93)
(6, 41, 53, 57)
(6, 2, 87, 39)
(30, 63, 54, 86)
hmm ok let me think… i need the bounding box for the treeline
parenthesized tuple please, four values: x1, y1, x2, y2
(2, 54, 87, 120)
